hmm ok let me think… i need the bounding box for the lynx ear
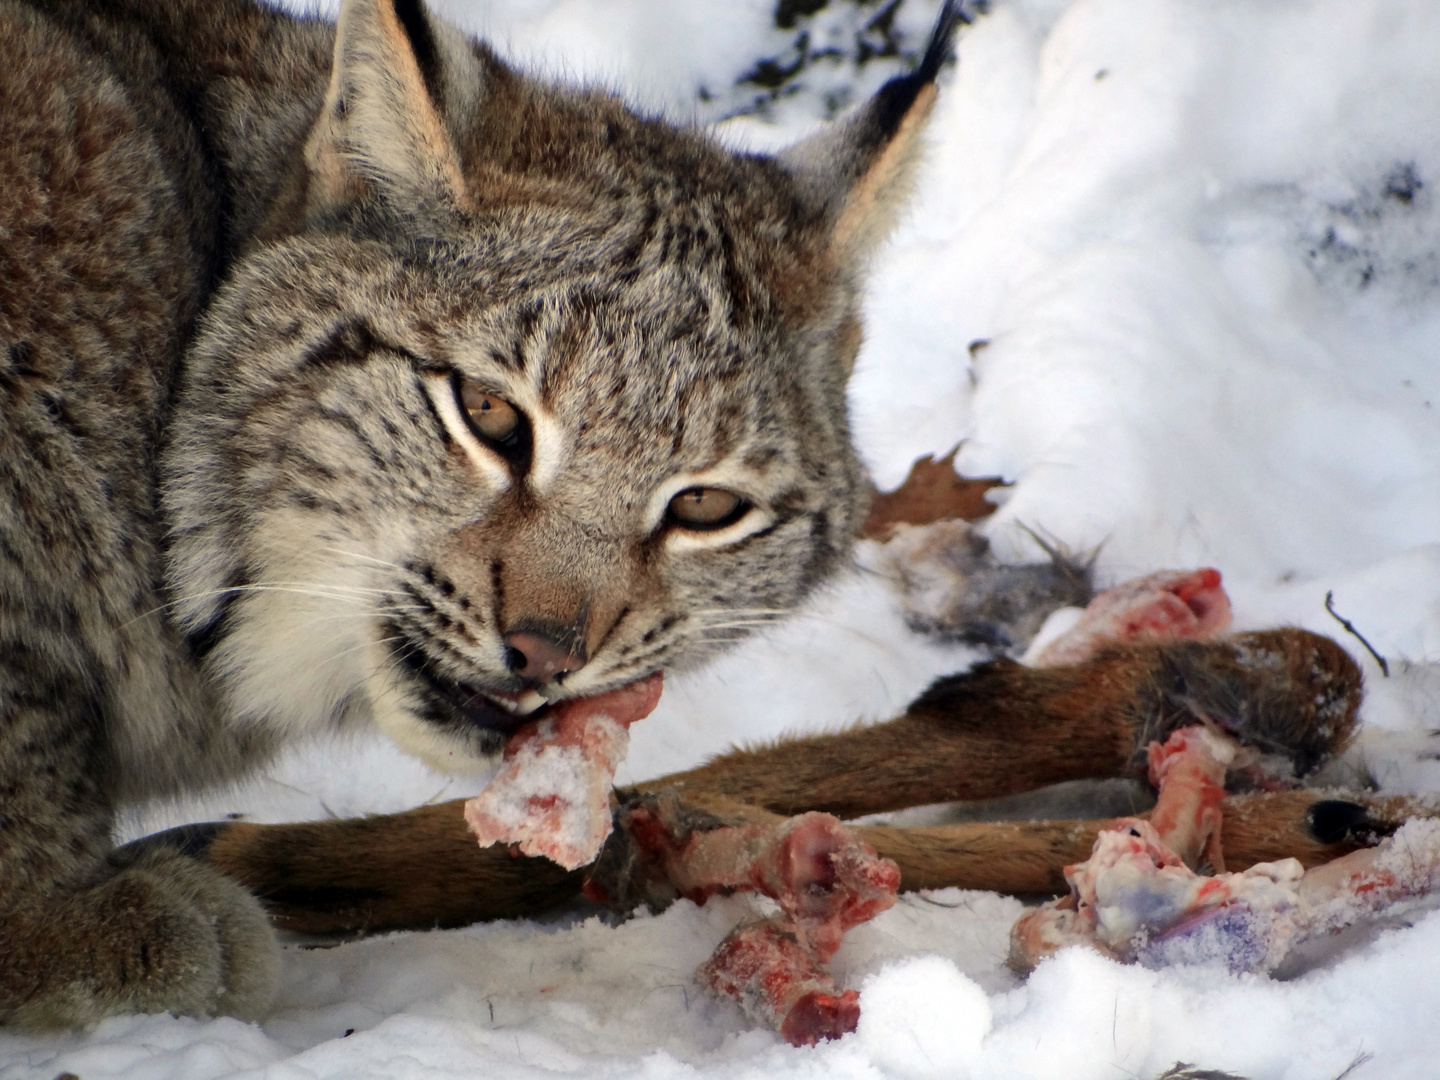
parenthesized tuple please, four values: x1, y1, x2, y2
(306, 0, 482, 223)
(781, 0, 966, 267)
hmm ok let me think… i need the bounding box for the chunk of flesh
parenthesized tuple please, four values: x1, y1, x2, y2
(1010, 724, 1440, 974)
(1031, 567, 1232, 667)
(464, 673, 663, 870)
(598, 801, 900, 960)
(699, 919, 862, 1047)
(588, 793, 898, 1044)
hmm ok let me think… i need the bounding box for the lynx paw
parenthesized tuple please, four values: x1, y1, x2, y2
(0, 849, 278, 1028)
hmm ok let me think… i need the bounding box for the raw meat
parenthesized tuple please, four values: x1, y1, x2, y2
(1009, 723, 1440, 974)
(699, 919, 861, 1046)
(587, 793, 899, 1044)
(1031, 567, 1232, 667)
(595, 800, 899, 958)
(464, 673, 663, 870)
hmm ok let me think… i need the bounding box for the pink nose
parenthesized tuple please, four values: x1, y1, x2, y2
(503, 630, 585, 682)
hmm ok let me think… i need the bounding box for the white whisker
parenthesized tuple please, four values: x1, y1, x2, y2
(123, 582, 397, 629)
(267, 605, 427, 629)
(322, 547, 411, 574)
(685, 620, 781, 632)
(318, 633, 406, 671)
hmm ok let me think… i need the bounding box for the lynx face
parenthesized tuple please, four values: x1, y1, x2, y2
(161, 0, 951, 771)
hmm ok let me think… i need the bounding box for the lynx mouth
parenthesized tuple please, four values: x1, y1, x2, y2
(395, 644, 549, 737)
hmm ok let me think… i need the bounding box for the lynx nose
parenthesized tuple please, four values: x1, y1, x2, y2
(503, 629, 586, 683)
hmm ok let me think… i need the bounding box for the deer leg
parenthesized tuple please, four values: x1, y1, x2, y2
(120, 629, 1361, 934)
(645, 629, 1361, 818)
(119, 803, 584, 937)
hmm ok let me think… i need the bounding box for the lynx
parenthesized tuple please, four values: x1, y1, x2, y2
(0, 0, 966, 1026)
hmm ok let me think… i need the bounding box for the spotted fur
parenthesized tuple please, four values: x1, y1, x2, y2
(0, 0, 959, 1026)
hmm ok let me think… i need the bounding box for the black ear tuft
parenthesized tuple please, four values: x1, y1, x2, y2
(862, 0, 968, 155)
(779, 0, 971, 264)
(917, 0, 970, 86)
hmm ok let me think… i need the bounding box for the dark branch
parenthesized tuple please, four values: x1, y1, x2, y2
(1324, 590, 1389, 676)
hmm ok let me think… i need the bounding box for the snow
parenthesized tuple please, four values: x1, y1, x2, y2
(857, 956, 992, 1079)
(8, 0, 1440, 1077)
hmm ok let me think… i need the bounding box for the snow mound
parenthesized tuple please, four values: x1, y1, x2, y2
(857, 955, 992, 1078)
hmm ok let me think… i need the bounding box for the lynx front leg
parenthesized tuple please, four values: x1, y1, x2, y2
(0, 678, 277, 1027)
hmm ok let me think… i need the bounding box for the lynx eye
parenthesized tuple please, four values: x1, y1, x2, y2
(666, 487, 747, 530)
(458, 380, 521, 445)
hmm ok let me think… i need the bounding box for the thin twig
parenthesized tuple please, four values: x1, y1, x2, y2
(1332, 1050, 1373, 1080)
(1324, 591, 1389, 676)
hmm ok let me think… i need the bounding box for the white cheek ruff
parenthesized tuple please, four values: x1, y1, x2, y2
(423, 373, 511, 490)
(208, 520, 393, 742)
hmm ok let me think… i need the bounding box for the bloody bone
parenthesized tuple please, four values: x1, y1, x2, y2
(1010, 723, 1252, 970)
(587, 792, 898, 1043)
(1032, 567, 1232, 668)
(197, 625, 1365, 939)
(591, 796, 899, 959)
(699, 919, 862, 1046)
(1143, 725, 1233, 869)
(1010, 723, 1440, 975)
(465, 673, 663, 870)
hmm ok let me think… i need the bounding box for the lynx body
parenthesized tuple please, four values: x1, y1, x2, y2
(0, 0, 956, 1026)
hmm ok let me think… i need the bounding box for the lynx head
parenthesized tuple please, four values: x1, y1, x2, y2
(163, 0, 961, 771)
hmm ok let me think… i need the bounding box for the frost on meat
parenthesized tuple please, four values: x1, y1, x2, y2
(1010, 722, 1440, 975)
(464, 673, 663, 870)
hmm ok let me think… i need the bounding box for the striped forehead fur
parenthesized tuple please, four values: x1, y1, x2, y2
(158, 0, 952, 772)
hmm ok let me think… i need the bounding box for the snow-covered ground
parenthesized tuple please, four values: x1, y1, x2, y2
(8, 0, 1440, 1077)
